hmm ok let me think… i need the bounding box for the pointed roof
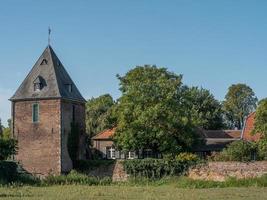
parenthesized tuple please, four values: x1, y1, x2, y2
(10, 45, 85, 102)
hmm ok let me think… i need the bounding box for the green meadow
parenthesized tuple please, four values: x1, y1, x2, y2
(0, 185, 266, 200)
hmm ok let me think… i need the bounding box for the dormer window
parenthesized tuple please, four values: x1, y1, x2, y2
(65, 84, 72, 92)
(34, 83, 42, 91)
(40, 59, 48, 65)
(33, 76, 45, 91)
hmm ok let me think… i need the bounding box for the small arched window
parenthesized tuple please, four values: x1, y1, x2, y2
(33, 76, 44, 91)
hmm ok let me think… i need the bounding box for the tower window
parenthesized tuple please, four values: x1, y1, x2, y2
(66, 84, 72, 92)
(33, 76, 45, 91)
(40, 59, 48, 65)
(34, 83, 42, 91)
(72, 105, 75, 122)
(32, 103, 39, 123)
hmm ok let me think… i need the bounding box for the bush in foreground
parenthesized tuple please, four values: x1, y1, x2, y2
(209, 140, 256, 162)
(74, 160, 115, 173)
(122, 153, 200, 179)
(0, 161, 18, 184)
(0, 161, 39, 185)
(42, 170, 112, 186)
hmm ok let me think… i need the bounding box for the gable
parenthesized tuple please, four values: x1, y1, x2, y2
(242, 112, 261, 142)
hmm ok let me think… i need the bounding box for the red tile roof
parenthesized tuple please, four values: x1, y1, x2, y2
(242, 112, 261, 142)
(92, 128, 115, 140)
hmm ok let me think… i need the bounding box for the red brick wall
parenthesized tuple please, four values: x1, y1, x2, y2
(60, 100, 86, 172)
(14, 99, 61, 176)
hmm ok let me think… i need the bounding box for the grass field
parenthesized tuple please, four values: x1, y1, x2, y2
(0, 186, 267, 200)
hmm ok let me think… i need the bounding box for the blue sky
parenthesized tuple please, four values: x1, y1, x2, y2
(1, 0, 267, 126)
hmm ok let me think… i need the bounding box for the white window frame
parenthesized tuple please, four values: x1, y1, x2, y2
(107, 147, 116, 159)
(128, 151, 135, 159)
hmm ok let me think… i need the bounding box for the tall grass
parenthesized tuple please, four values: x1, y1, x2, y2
(125, 175, 267, 188)
(42, 170, 112, 186)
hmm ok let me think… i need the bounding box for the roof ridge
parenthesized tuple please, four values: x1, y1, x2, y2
(48, 46, 62, 98)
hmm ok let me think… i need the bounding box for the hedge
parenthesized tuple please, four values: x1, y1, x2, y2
(122, 153, 200, 179)
(0, 161, 18, 184)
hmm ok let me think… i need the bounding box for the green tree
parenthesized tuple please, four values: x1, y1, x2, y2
(2, 127, 11, 140)
(0, 118, 3, 136)
(0, 139, 17, 160)
(86, 94, 116, 139)
(183, 86, 224, 130)
(114, 65, 198, 154)
(7, 119, 11, 129)
(252, 98, 267, 138)
(223, 83, 257, 129)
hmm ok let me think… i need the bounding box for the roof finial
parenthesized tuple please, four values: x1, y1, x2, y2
(48, 26, 51, 46)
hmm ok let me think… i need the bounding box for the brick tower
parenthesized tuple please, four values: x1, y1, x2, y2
(10, 45, 86, 176)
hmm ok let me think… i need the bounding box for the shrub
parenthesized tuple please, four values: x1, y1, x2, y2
(0, 138, 17, 160)
(257, 139, 267, 160)
(0, 161, 18, 184)
(74, 160, 115, 172)
(122, 153, 200, 179)
(42, 170, 112, 185)
(209, 140, 255, 162)
(175, 152, 199, 162)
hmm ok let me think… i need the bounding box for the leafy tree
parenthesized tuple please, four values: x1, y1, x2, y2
(0, 118, 3, 136)
(0, 139, 17, 160)
(85, 94, 116, 139)
(257, 139, 267, 160)
(7, 119, 11, 129)
(252, 98, 267, 139)
(223, 83, 257, 129)
(182, 87, 224, 130)
(2, 128, 11, 140)
(114, 65, 198, 154)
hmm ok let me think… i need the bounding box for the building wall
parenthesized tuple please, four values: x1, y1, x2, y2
(93, 140, 114, 158)
(189, 161, 267, 181)
(61, 100, 86, 172)
(13, 99, 61, 176)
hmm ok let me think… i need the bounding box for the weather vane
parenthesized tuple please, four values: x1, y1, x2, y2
(48, 26, 51, 45)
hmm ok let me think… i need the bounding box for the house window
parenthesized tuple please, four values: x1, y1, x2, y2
(66, 84, 72, 92)
(106, 147, 116, 159)
(72, 105, 75, 122)
(127, 151, 135, 159)
(32, 103, 39, 123)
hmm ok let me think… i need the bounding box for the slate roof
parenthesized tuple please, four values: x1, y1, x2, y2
(195, 129, 241, 152)
(198, 129, 241, 139)
(10, 45, 85, 102)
